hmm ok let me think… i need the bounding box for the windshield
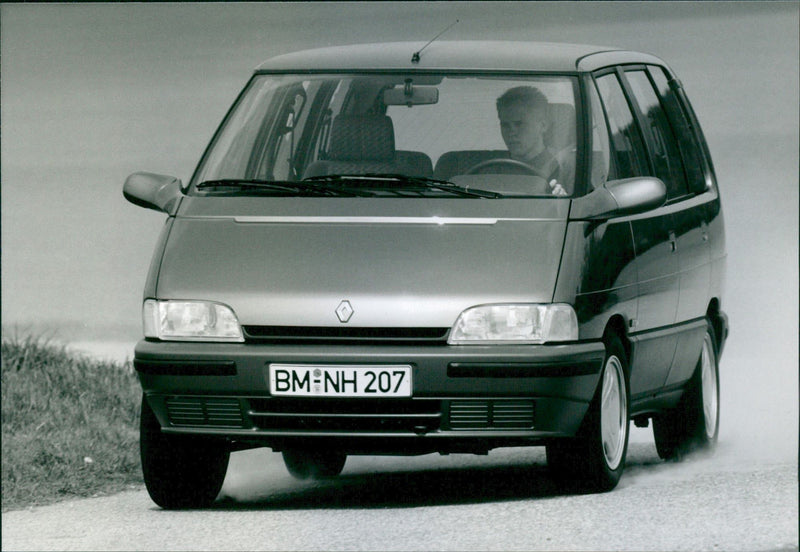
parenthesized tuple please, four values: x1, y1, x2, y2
(191, 73, 579, 198)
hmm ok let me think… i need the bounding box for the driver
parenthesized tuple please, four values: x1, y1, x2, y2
(496, 86, 566, 195)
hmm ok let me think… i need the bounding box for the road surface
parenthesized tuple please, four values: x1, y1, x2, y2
(2, 432, 797, 551)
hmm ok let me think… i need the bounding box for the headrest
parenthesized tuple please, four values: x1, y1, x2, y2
(328, 115, 395, 161)
(545, 103, 576, 150)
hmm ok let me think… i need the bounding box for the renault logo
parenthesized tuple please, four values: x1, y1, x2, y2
(335, 300, 354, 323)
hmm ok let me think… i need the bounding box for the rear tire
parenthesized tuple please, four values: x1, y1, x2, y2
(140, 395, 230, 509)
(547, 334, 630, 492)
(282, 449, 347, 480)
(653, 320, 720, 460)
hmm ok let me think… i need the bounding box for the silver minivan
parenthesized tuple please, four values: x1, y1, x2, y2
(125, 41, 728, 508)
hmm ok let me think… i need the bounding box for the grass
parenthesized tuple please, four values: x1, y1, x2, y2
(1, 333, 143, 511)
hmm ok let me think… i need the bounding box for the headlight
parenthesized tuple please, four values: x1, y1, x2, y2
(448, 304, 578, 344)
(143, 300, 244, 342)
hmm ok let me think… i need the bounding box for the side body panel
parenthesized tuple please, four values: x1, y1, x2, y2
(628, 209, 681, 396)
(142, 217, 175, 300)
(663, 193, 719, 387)
(552, 217, 639, 350)
(555, 219, 638, 339)
(673, 196, 712, 322)
(555, 211, 687, 399)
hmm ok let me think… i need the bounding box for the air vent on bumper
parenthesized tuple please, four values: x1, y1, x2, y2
(165, 397, 244, 428)
(447, 400, 534, 430)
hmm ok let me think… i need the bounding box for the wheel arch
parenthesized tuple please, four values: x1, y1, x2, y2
(602, 314, 632, 367)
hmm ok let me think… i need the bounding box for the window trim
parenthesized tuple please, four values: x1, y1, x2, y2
(582, 74, 614, 190)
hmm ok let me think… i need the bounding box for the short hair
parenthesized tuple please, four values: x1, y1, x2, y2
(496, 86, 549, 114)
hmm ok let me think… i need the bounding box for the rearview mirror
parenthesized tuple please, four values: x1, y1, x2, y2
(123, 172, 183, 215)
(570, 177, 666, 220)
(383, 85, 439, 107)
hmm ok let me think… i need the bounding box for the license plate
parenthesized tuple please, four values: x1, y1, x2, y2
(269, 364, 413, 397)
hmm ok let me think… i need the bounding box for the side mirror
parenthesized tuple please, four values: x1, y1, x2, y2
(123, 172, 183, 215)
(570, 177, 667, 221)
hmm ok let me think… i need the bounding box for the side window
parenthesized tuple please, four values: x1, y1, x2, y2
(624, 70, 689, 199)
(648, 66, 707, 194)
(594, 73, 649, 179)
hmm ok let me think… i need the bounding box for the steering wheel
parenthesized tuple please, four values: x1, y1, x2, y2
(464, 158, 547, 178)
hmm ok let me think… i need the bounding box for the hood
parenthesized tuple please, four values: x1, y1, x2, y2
(155, 197, 569, 329)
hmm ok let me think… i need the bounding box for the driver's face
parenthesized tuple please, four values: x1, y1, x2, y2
(498, 103, 548, 161)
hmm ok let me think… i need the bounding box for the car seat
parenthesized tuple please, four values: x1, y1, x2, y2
(304, 115, 398, 178)
(303, 115, 432, 179)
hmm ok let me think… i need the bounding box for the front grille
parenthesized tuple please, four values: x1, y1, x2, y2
(447, 400, 534, 430)
(243, 326, 449, 344)
(165, 397, 245, 428)
(248, 398, 442, 432)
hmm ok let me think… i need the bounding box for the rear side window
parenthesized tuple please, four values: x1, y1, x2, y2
(594, 73, 649, 179)
(648, 66, 707, 194)
(624, 70, 689, 199)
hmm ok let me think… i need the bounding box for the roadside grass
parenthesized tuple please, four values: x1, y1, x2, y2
(1, 334, 143, 511)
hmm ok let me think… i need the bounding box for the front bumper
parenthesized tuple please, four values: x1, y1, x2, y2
(134, 340, 605, 454)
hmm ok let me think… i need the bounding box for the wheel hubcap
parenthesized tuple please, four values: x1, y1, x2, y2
(701, 334, 718, 439)
(601, 356, 627, 470)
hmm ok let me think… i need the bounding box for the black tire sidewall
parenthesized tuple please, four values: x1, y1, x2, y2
(140, 395, 230, 509)
(548, 334, 630, 492)
(692, 321, 720, 446)
(282, 449, 346, 479)
(653, 319, 719, 459)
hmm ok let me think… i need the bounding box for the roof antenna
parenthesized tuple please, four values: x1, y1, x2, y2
(412, 19, 459, 64)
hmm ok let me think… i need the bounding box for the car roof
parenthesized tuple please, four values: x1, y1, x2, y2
(255, 41, 666, 73)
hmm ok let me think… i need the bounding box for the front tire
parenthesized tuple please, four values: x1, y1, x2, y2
(653, 320, 720, 460)
(547, 334, 630, 492)
(140, 395, 230, 509)
(282, 449, 347, 480)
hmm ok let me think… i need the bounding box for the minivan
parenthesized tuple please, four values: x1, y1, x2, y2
(124, 41, 728, 508)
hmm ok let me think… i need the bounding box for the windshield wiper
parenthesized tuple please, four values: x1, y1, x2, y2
(195, 179, 359, 197)
(303, 174, 501, 199)
(197, 175, 501, 199)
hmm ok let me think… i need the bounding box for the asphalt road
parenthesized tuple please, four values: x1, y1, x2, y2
(2, 433, 797, 552)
